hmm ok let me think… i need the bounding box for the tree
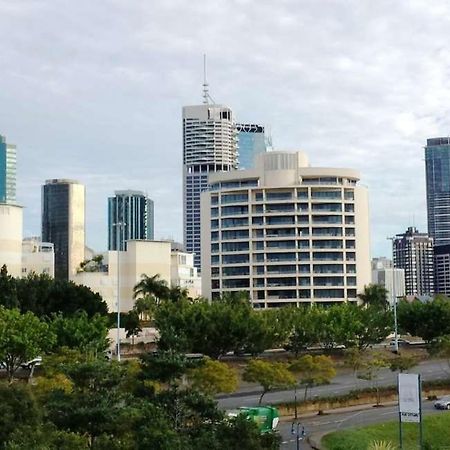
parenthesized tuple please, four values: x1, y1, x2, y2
(0, 264, 19, 309)
(188, 358, 238, 395)
(0, 307, 55, 382)
(14, 273, 108, 318)
(285, 306, 318, 355)
(398, 297, 450, 343)
(389, 355, 418, 373)
(243, 359, 295, 404)
(357, 284, 389, 310)
(289, 354, 336, 401)
(344, 347, 367, 380)
(123, 310, 142, 345)
(0, 383, 41, 444)
(134, 295, 157, 321)
(357, 354, 388, 406)
(133, 274, 169, 303)
(49, 312, 109, 355)
(167, 286, 191, 303)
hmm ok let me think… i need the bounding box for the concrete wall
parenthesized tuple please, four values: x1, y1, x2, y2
(0, 204, 22, 277)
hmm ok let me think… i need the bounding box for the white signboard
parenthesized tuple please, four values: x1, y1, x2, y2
(398, 373, 421, 423)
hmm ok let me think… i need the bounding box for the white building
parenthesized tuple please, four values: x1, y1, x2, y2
(183, 103, 238, 271)
(171, 249, 202, 298)
(22, 237, 55, 277)
(201, 151, 371, 307)
(0, 203, 23, 277)
(72, 240, 201, 312)
(371, 257, 405, 305)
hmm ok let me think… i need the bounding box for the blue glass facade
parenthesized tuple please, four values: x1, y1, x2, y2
(236, 124, 267, 170)
(425, 137, 450, 246)
(108, 190, 154, 251)
(0, 134, 16, 204)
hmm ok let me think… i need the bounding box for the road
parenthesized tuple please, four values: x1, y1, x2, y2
(218, 359, 450, 410)
(278, 401, 447, 450)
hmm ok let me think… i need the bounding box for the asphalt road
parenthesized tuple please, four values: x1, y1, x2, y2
(278, 401, 447, 450)
(218, 359, 450, 410)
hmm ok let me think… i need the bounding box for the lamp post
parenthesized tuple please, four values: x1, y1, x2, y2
(387, 236, 399, 354)
(114, 221, 126, 362)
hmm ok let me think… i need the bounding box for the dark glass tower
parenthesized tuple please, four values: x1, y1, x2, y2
(236, 123, 267, 170)
(425, 137, 450, 246)
(108, 190, 154, 251)
(42, 179, 85, 280)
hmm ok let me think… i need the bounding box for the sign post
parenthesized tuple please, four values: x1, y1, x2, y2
(398, 373, 423, 449)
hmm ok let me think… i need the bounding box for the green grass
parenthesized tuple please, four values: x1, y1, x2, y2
(322, 412, 450, 450)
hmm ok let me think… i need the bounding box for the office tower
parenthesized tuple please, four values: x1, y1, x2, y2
(183, 98, 237, 270)
(392, 227, 434, 297)
(201, 151, 370, 307)
(236, 123, 267, 169)
(425, 137, 450, 246)
(108, 190, 154, 251)
(434, 245, 450, 295)
(371, 257, 405, 305)
(0, 134, 17, 204)
(42, 179, 85, 280)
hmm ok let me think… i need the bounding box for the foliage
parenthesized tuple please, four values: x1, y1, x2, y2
(0, 383, 41, 444)
(367, 441, 397, 450)
(357, 284, 389, 309)
(133, 274, 169, 302)
(188, 358, 238, 395)
(243, 359, 296, 404)
(133, 295, 157, 321)
(388, 355, 418, 373)
(398, 297, 450, 342)
(290, 354, 336, 400)
(123, 310, 142, 345)
(0, 307, 56, 381)
(356, 353, 388, 405)
(0, 272, 108, 318)
(49, 311, 110, 355)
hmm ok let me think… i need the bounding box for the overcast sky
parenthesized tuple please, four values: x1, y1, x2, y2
(1, 0, 449, 257)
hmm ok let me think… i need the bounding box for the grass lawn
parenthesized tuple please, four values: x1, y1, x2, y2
(322, 412, 450, 450)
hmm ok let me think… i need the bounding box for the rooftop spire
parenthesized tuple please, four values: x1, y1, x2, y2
(202, 54, 214, 104)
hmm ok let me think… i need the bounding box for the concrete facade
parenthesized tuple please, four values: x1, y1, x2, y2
(22, 237, 55, 277)
(201, 151, 371, 307)
(371, 257, 405, 305)
(0, 203, 23, 277)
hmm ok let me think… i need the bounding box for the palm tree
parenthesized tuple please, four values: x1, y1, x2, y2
(133, 274, 169, 303)
(357, 284, 389, 310)
(167, 286, 190, 303)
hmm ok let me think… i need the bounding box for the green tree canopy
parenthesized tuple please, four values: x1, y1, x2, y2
(188, 358, 238, 395)
(358, 284, 389, 309)
(0, 307, 55, 381)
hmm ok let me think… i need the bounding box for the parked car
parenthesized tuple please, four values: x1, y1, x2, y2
(434, 395, 450, 410)
(20, 357, 42, 370)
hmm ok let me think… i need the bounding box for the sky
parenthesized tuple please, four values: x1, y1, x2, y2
(1, 0, 450, 257)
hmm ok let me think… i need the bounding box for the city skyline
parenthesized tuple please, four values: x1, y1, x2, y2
(3, 1, 450, 256)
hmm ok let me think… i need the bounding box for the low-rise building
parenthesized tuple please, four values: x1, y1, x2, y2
(22, 237, 55, 277)
(0, 203, 23, 277)
(371, 257, 405, 304)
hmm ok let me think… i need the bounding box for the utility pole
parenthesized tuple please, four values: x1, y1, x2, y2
(387, 236, 399, 354)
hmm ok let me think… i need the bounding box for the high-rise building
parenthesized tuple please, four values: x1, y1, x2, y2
(108, 190, 154, 251)
(425, 137, 450, 247)
(42, 179, 85, 280)
(371, 257, 405, 305)
(183, 103, 237, 270)
(434, 244, 450, 295)
(0, 134, 17, 204)
(392, 227, 434, 297)
(201, 151, 371, 307)
(236, 123, 267, 169)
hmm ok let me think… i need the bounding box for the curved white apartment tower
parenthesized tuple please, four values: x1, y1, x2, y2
(201, 151, 370, 307)
(183, 104, 237, 270)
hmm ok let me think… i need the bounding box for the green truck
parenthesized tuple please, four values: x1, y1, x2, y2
(227, 406, 280, 433)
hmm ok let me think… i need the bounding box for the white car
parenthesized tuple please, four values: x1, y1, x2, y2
(20, 357, 42, 370)
(434, 395, 450, 410)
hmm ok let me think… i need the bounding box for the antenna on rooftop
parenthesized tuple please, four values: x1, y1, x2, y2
(202, 54, 215, 104)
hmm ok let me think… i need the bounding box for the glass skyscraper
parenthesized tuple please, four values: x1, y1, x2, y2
(236, 123, 267, 169)
(42, 179, 85, 280)
(425, 137, 450, 246)
(0, 134, 17, 204)
(108, 190, 154, 251)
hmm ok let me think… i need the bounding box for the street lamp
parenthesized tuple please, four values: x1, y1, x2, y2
(387, 236, 399, 354)
(113, 221, 126, 361)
